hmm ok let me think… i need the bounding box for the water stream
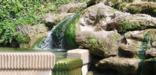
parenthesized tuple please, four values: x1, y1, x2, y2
(35, 13, 79, 50)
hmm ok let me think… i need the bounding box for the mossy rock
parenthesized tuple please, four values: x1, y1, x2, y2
(117, 20, 145, 33)
(76, 30, 121, 57)
(64, 13, 80, 49)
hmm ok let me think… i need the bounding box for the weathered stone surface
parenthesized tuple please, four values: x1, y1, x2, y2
(76, 3, 122, 57)
(67, 49, 89, 64)
(76, 30, 121, 58)
(73, 2, 156, 75)
(58, 3, 87, 13)
(107, 14, 156, 33)
(96, 57, 141, 75)
(119, 39, 142, 58)
(0, 52, 55, 75)
(43, 13, 74, 30)
(145, 49, 156, 58)
(0, 70, 52, 75)
(119, 29, 156, 58)
(16, 24, 48, 48)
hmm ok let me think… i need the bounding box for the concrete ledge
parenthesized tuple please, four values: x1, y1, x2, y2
(0, 52, 55, 69)
(67, 49, 89, 64)
(53, 58, 82, 75)
(67, 49, 90, 75)
(0, 70, 51, 75)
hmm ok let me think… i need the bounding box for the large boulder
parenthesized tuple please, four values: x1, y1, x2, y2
(119, 29, 156, 58)
(76, 3, 122, 57)
(76, 30, 121, 57)
(107, 14, 156, 33)
(96, 57, 141, 75)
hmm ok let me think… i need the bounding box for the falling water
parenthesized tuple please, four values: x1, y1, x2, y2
(34, 13, 79, 51)
(39, 31, 53, 49)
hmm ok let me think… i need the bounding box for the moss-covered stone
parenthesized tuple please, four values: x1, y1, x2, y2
(64, 13, 80, 49)
(76, 30, 121, 57)
(118, 20, 145, 33)
(114, 2, 156, 17)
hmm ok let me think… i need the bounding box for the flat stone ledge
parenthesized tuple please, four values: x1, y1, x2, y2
(0, 70, 52, 75)
(67, 49, 89, 64)
(0, 52, 55, 70)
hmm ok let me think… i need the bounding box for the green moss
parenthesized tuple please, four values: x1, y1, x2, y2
(113, 2, 128, 10)
(54, 58, 82, 70)
(15, 32, 30, 44)
(88, 37, 99, 49)
(126, 3, 156, 16)
(64, 13, 80, 49)
(127, 6, 142, 14)
(118, 21, 145, 33)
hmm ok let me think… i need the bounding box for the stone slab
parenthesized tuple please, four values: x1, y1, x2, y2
(0, 52, 55, 69)
(0, 70, 52, 75)
(67, 49, 89, 64)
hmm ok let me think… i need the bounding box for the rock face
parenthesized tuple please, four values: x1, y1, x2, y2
(74, 2, 156, 75)
(58, 3, 87, 13)
(76, 3, 122, 57)
(76, 30, 121, 57)
(16, 24, 48, 48)
(43, 13, 74, 30)
(96, 57, 141, 75)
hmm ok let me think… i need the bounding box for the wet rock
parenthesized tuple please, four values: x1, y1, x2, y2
(142, 58, 156, 75)
(96, 57, 141, 75)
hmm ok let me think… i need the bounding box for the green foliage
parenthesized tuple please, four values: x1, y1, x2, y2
(115, 2, 127, 10)
(0, 20, 15, 46)
(0, 0, 80, 47)
(15, 32, 30, 44)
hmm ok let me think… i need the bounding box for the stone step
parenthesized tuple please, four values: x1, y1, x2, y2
(67, 49, 90, 75)
(67, 49, 89, 64)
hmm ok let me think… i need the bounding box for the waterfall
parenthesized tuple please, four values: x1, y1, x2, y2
(34, 13, 80, 50)
(39, 31, 53, 49)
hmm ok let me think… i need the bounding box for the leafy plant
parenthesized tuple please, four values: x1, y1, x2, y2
(0, 0, 88, 47)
